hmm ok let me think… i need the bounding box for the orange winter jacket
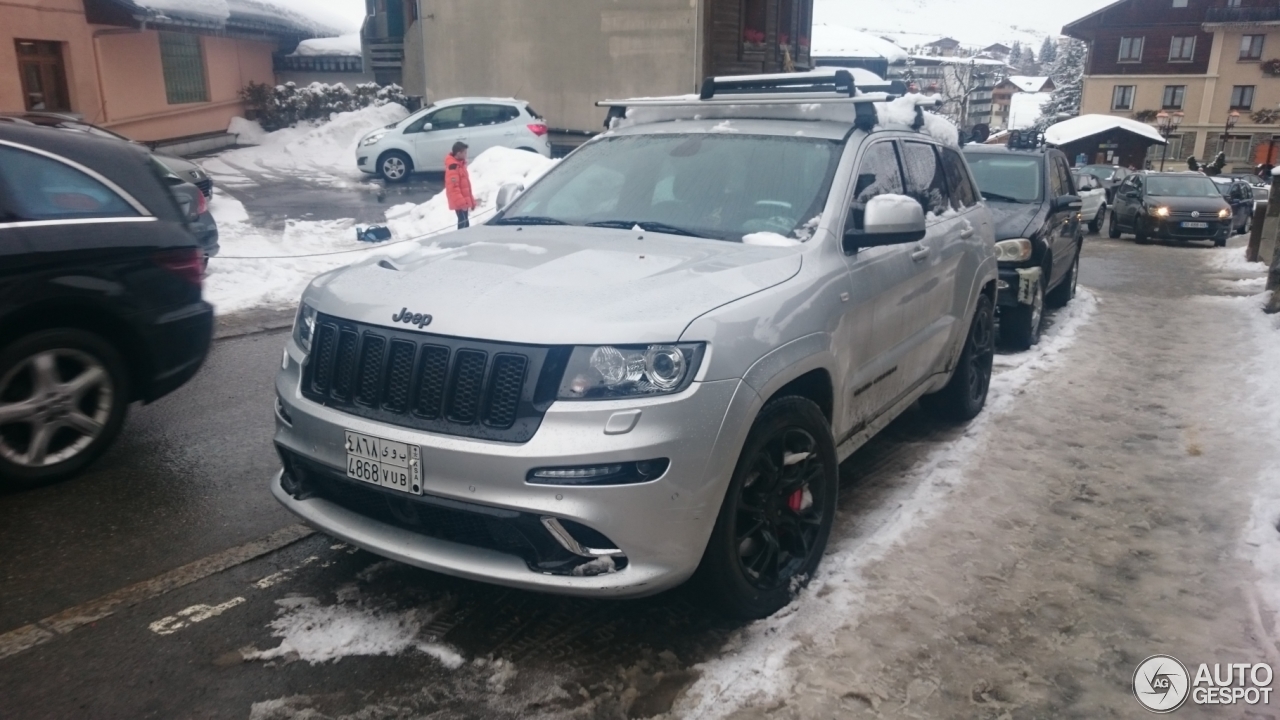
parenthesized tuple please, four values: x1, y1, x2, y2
(444, 154, 474, 211)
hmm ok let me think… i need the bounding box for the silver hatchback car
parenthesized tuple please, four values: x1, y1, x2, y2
(273, 71, 997, 618)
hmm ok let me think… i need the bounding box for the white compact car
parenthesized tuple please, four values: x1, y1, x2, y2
(1070, 170, 1108, 234)
(356, 97, 552, 182)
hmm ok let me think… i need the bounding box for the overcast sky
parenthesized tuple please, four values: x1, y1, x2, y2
(287, 0, 1120, 47)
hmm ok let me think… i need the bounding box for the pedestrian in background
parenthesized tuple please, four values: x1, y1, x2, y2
(445, 142, 475, 229)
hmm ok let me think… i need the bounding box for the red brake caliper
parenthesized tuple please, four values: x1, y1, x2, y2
(787, 487, 805, 513)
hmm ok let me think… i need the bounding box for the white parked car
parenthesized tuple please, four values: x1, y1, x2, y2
(1071, 170, 1108, 233)
(356, 97, 552, 182)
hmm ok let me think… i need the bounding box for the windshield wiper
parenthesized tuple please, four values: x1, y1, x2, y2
(981, 192, 1024, 203)
(585, 220, 709, 238)
(491, 215, 569, 226)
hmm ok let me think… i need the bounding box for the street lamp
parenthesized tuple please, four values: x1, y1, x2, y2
(1220, 109, 1241, 157)
(1156, 110, 1183, 171)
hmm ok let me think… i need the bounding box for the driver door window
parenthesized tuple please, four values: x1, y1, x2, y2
(405, 106, 467, 169)
(846, 140, 904, 235)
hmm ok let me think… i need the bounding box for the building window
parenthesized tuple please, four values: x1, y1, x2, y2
(742, 0, 766, 47)
(1112, 85, 1136, 110)
(159, 32, 208, 104)
(1118, 36, 1144, 63)
(14, 40, 71, 111)
(1230, 85, 1255, 110)
(1169, 36, 1196, 62)
(1224, 135, 1252, 162)
(1162, 85, 1186, 109)
(1172, 0, 1187, 6)
(1241, 35, 1265, 61)
(778, 0, 794, 47)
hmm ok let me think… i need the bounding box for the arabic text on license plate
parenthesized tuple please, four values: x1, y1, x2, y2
(345, 430, 421, 495)
(1181, 221, 1208, 228)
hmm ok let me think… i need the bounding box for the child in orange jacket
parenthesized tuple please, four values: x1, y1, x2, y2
(444, 142, 475, 229)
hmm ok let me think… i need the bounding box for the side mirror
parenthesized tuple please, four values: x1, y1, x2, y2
(495, 182, 524, 212)
(1054, 194, 1082, 211)
(417, 122, 433, 132)
(844, 195, 927, 253)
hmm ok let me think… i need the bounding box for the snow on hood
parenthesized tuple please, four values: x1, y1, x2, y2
(304, 227, 804, 345)
(1045, 114, 1166, 147)
(811, 24, 908, 63)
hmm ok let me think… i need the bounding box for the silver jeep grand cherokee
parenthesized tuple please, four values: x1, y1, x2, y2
(272, 71, 997, 618)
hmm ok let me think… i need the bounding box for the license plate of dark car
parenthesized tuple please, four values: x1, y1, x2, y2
(345, 430, 421, 495)
(1181, 221, 1209, 228)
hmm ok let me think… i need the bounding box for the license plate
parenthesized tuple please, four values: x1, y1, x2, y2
(1181, 221, 1209, 228)
(344, 430, 421, 495)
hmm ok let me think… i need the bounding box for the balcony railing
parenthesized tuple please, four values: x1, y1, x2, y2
(367, 40, 404, 69)
(1205, 7, 1280, 24)
(274, 55, 364, 73)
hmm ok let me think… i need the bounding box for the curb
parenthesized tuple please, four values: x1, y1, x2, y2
(214, 306, 295, 340)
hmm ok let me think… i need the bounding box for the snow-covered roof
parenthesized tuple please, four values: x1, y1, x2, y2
(1005, 75, 1051, 93)
(909, 55, 1009, 66)
(1008, 92, 1052, 130)
(113, 0, 342, 37)
(811, 24, 908, 64)
(1044, 114, 1166, 146)
(291, 32, 361, 57)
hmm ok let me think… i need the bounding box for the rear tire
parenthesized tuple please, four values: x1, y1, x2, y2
(377, 151, 412, 183)
(922, 294, 994, 422)
(1000, 273, 1044, 350)
(695, 397, 838, 620)
(0, 329, 130, 490)
(1108, 211, 1121, 239)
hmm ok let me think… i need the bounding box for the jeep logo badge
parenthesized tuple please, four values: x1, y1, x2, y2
(391, 307, 433, 328)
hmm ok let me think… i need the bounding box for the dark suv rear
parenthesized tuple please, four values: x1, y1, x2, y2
(0, 123, 214, 488)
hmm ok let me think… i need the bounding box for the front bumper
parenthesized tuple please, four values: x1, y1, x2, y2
(271, 340, 758, 597)
(356, 153, 374, 174)
(995, 265, 1041, 309)
(1146, 217, 1230, 240)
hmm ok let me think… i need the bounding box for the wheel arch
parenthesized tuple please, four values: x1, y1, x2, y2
(0, 300, 149, 401)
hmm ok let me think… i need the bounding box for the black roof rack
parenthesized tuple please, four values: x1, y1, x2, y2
(1007, 129, 1045, 151)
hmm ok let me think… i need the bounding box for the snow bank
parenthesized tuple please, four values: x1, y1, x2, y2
(1044, 113, 1166, 147)
(243, 595, 463, 667)
(1008, 91, 1052, 130)
(291, 33, 361, 57)
(811, 24, 908, 63)
(212, 103, 408, 185)
(385, 146, 555, 238)
(670, 289, 1098, 720)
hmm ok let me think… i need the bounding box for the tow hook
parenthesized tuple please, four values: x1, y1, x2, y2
(1016, 267, 1042, 305)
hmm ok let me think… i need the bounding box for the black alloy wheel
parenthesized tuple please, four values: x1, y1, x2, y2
(697, 397, 838, 619)
(923, 293, 995, 422)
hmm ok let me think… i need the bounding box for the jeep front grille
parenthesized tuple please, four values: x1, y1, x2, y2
(303, 314, 569, 442)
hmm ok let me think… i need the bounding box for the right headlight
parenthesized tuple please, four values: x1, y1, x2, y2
(360, 131, 389, 147)
(292, 301, 317, 353)
(994, 238, 1033, 263)
(557, 344, 704, 400)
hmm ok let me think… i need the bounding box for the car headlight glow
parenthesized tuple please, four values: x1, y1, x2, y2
(1151, 206, 1170, 218)
(292, 302, 317, 353)
(360, 131, 389, 147)
(993, 238, 1033, 263)
(1218, 208, 1230, 218)
(558, 344, 704, 399)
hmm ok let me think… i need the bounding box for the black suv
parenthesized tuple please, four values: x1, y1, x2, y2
(0, 123, 214, 488)
(963, 139, 1083, 349)
(1108, 172, 1232, 247)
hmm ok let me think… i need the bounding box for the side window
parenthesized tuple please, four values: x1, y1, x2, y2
(426, 105, 465, 130)
(1048, 158, 1067, 198)
(940, 148, 979, 209)
(900, 141, 949, 218)
(0, 145, 138, 221)
(463, 105, 517, 127)
(847, 141, 905, 232)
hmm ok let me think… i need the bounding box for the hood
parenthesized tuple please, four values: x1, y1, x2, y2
(304, 225, 803, 345)
(1147, 196, 1232, 214)
(985, 201, 1042, 240)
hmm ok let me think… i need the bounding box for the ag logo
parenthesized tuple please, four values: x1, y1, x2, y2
(1134, 655, 1191, 713)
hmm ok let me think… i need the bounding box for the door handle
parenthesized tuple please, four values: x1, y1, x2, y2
(910, 246, 930, 262)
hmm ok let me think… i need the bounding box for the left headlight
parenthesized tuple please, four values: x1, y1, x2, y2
(1150, 205, 1170, 217)
(360, 131, 389, 147)
(292, 302, 317, 353)
(994, 238, 1033, 263)
(1218, 208, 1230, 218)
(558, 344, 704, 400)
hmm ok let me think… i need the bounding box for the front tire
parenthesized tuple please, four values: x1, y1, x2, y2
(0, 329, 130, 490)
(696, 397, 838, 619)
(1045, 250, 1080, 309)
(922, 294, 994, 422)
(1088, 205, 1105, 234)
(1001, 273, 1045, 350)
(1108, 211, 1121, 239)
(1134, 218, 1152, 244)
(377, 151, 412, 183)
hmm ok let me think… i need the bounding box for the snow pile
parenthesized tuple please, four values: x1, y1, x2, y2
(243, 595, 464, 668)
(1008, 91, 1052, 130)
(811, 24, 908, 63)
(1204, 244, 1269, 276)
(742, 232, 800, 247)
(384, 147, 556, 238)
(132, 0, 346, 35)
(669, 289, 1098, 720)
(1044, 113, 1166, 147)
(208, 103, 408, 185)
(226, 116, 269, 145)
(875, 94, 959, 147)
(132, 0, 229, 23)
(291, 33, 362, 57)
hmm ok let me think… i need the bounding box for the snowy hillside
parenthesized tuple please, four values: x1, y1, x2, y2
(815, 0, 1116, 50)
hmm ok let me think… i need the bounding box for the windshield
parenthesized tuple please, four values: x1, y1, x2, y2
(962, 153, 1043, 203)
(1079, 166, 1114, 181)
(1146, 176, 1222, 197)
(495, 133, 842, 242)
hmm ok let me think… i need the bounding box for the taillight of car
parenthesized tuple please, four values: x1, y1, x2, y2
(195, 189, 208, 216)
(154, 247, 204, 287)
(527, 123, 549, 137)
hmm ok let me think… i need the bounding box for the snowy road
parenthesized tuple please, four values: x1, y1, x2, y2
(1, 235, 1277, 719)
